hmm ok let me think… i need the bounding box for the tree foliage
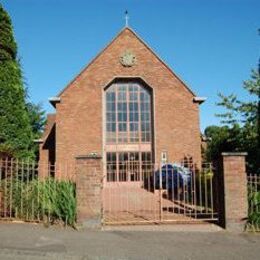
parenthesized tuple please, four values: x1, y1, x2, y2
(0, 4, 45, 159)
(0, 4, 17, 61)
(205, 68, 260, 173)
(216, 69, 259, 126)
(26, 102, 46, 156)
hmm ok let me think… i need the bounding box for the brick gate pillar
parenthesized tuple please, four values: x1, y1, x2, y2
(75, 154, 103, 228)
(219, 152, 248, 232)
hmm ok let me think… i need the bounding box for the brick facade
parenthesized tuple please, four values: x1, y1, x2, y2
(38, 114, 56, 178)
(39, 27, 202, 169)
(37, 27, 251, 230)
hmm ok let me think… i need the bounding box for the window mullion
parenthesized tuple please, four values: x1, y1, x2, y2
(138, 84, 141, 144)
(115, 83, 118, 145)
(126, 83, 130, 143)
(138, 86, 142, 180)
(116, 152, 119, 182)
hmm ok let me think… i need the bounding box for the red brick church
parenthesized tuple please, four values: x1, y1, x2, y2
(38, 26, 205, 179)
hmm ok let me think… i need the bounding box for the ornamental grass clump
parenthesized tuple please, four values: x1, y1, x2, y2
(0, 177, 76, 227)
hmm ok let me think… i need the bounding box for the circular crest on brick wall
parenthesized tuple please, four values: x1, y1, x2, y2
(120, 50, 136, 67)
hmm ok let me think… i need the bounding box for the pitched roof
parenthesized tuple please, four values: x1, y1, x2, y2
(58, 26, 196, 97)
(41, 113, 56, 142)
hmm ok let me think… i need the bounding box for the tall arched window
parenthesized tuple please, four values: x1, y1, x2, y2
(106, 82, 151, 144)
(105, 81, 153, 182)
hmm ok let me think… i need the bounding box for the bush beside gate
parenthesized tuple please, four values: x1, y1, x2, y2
(247, 174, 260, 231)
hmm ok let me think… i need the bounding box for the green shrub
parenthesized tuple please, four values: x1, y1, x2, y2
(1, 177, 76, 227)
(247, 188, 260, 231)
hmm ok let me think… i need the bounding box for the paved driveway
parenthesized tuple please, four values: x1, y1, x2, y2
(0, 222, 259, 259)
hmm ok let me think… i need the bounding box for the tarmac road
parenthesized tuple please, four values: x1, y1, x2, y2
(0, 222, 260, 260)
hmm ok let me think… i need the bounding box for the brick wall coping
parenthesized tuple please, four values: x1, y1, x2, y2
(75, 154, 102, 160)
(222, 152, 247, 156)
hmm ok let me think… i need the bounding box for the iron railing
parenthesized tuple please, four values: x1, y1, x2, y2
(103, 161, 219, 224)
(0, 158, 221, 226)
(247, 174, 260, 231)
(0, 158, 76, 225)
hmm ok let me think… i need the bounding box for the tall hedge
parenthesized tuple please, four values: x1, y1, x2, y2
(0, 4, 35, 158)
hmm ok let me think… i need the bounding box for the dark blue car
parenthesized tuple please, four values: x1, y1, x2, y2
(155, 163, 192, 190)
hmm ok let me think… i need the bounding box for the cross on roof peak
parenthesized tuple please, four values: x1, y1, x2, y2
(125, 10, 129, 27)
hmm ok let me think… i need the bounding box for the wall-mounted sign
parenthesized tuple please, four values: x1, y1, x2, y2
(161, 151, 168, 164)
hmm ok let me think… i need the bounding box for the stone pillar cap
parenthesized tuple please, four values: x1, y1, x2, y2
(222, 152, 247, 156)
(75, 153, 102, 159)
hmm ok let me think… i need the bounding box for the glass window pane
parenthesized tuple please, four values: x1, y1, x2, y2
(106, 123, 116, 132)
(107, 102, 115, 111)
(130, 132, 139, 142)
(134, 113, 139, 121)
(140, 91, 150, 100)
(118, 133, 127, 143)
(141, 112, 150, 121)
(141, 122, 146, 131)
(141, 132, 150, 142)
(129, 152, 139, 161)
(118, 92, 126, 101)
(129, 103, 133, 111)
(133, 85, 138, 91)
(118, 122, 127, 132)
(107, 152, 116, 162)
(119, 152, 128, 162)
(118, 102, 127, 111)
(130, 122, 138, 132)
(141, 102, 150, 112)
(130, 92, 138, 101)
(129, 85, 134, 92)
(130, 112, 139, 122)
(118, 112, 127, 121)
(129, 102, 138, 111)
(106, 92, 115, 102)
(106, 152, 117, 182)
(106, 112, 115, 122)
(118, 85, 127, 91)
(106, 123, 111, 132)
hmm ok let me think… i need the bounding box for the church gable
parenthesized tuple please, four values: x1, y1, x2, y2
(58, 27, 195, 98)
(40, 25, 202, 179)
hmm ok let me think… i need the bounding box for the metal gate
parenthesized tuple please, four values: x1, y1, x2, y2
(102, 162, 218, 224)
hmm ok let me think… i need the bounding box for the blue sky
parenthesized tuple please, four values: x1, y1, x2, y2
(2, 0, 260, 131)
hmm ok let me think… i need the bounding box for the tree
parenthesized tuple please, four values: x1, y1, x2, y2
(205, 29, 260, 173)
(26, 102, 46, 156)
(217, 69, 259, 127)
(205, 67, 260, 173)
(0, 4, 44, 159)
